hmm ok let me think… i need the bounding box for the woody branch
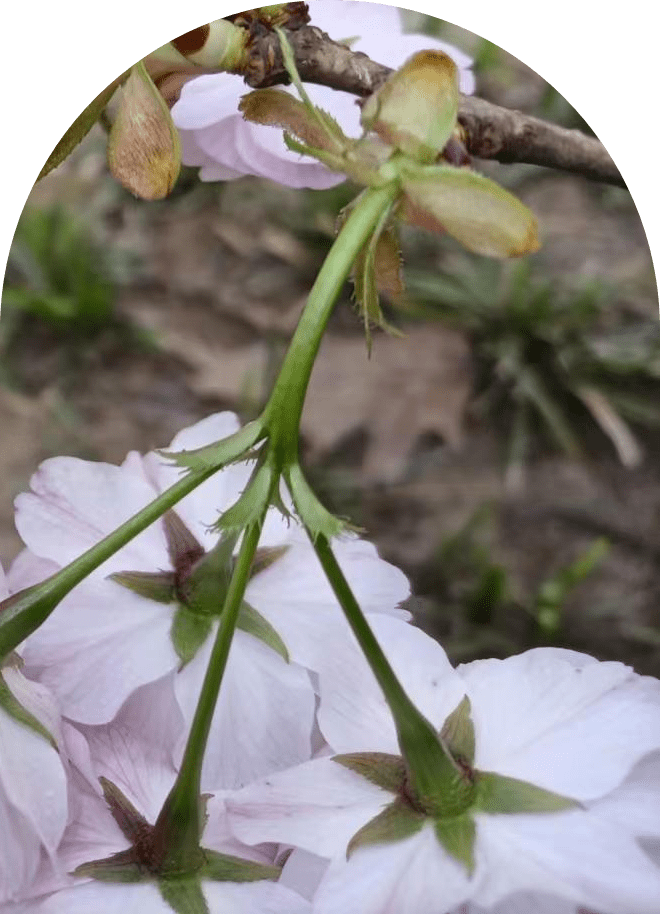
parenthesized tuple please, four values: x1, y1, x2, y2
(240, 24, 624, 188)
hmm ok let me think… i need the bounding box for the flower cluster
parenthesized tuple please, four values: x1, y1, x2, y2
(171, 1, 475, 188)
(2, 413, 660, 914)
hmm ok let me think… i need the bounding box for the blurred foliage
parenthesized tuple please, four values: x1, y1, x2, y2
(404, 258, 660, 482)
(0, 205, 154, 393)
(1, 206, 131, 337)
(422, 504, 608, 652)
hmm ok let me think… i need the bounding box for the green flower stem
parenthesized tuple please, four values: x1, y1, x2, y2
(311, 534, 474, 816)
(263, 182, 399, 465)
(153, 521, 262, 873)
(0, 466, 223, 659)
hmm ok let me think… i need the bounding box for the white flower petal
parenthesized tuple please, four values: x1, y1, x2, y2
(313, 824, 471, 914)
(202, 880, 311, 914)
(317, 615, 463, 753)
(174, 629, 315, 790)
(475, 808, 660, 913)
(228, 757, 389, 857)
(592, 750, 660, 838)
(461, 649, 660, 799)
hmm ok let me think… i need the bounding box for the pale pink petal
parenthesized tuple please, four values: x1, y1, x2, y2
(0, 786, 43, 903)
(232, 117, 346, 189)
(461, 649, 660, 800)
(21, 577, 177, 724)
(179, 128, 245, 179)
(77, 676, 183, 822)
(306, 1, 402, 41)
(0, 705, 68, 899)
(280, 848, 329, 901)
(141, 412, 254, 546)
(174, 629, 315, 790)
(228, 757, 389, 857)
(313, 824, 471, 914)
(172, 73, 245, 130)
(365, 32, 475, 94)
(0, 562, 8, 598)
(56, 767, 128, 875)
(203, 792, 275, 863)
(246, 530, 411, 672)
(2, 666, 63, 747)
(14, 457, 167, 574)
(317, 615, 464, 753)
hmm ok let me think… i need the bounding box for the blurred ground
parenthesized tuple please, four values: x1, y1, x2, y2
(1, 20, 659, 673)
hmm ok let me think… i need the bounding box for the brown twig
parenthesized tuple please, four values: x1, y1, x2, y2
(241, 25, 625, 188)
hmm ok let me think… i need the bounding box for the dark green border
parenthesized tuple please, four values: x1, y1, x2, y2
(0, 0, 659, 278)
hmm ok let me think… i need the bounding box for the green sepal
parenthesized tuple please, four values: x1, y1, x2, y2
(171, 607, 214, 668)
(183, 533, 236, 616)
(333, 752, 406, 794)
(158, 875, 209, 914)
(352, 213, 404, 353)
(163, 512, 205, 569)
(99, 777, 151, 845)
(285, 463, 352, 541)
(282, 132, 347, 175)
(200, 849, 281, 883)
(74, 848, 145, 883)
(109, 570, 176, 604)
(440, 696, 475, 768)
(475, 771, 582, 815)
(213, 462, 273, 534)
(237, 602, 289, 662)
(159, 420, 266, 474)
(434, 813, 476, 875)
(0, 671, 56, 748)
(39, 76, 126, 181)
(347, 797, 426, 858)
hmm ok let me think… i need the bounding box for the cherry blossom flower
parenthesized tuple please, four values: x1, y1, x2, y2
(10, 412, 409, 790)
(14, 676, 309, 914)
(228, 616, 660, 914)
(172, 2, 475, 188)
(0, 565, 69, 905)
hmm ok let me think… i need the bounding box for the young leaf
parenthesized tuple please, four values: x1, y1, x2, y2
(38, 77, 125, 181)
(402, 164, 540, 258)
